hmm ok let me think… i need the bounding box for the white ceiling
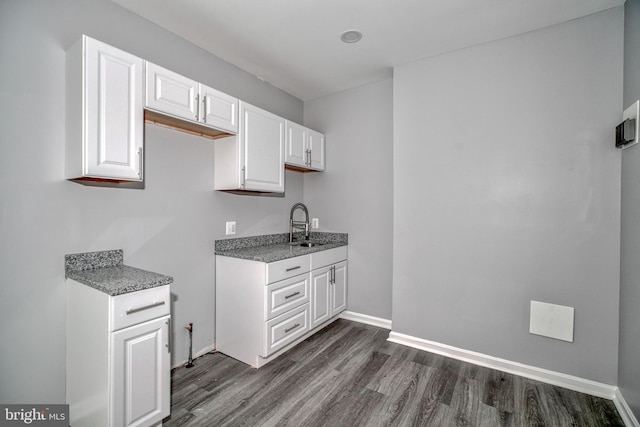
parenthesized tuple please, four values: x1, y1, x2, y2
(113, 0, 624, 101)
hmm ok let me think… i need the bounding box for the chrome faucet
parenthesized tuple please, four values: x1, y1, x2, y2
(289, 202, 310, 243)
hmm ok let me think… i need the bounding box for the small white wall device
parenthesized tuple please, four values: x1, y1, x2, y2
(616, 101, 639, 149)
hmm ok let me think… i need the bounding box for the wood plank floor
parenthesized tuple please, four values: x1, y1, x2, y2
(163, 319, 624, 426)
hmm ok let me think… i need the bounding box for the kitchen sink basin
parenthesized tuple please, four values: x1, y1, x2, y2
(298, 241, 324, 247)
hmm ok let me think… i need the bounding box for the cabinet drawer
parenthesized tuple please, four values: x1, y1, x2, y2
(266, 255, 310, 284)
(110, 285, 170, 331)
(310, 246, 347, 270)
(265, 274, 309, 321)
(262, 304, 309, 357)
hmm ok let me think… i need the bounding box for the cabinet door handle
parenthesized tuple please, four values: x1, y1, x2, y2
(166, 317, 171, 353)
(306, 149, 311, 166)
(195, 94, 200, 120)
(137, 147, 143, 178)
(284, 291, 300, 299)
(241, 166, 246, 187)
(285, 323, 300, 333)
(126, 300, 165, 315)
(202, 94, 207, 122)
(285, 266, 301, 272)
(331, 266, 335, 284)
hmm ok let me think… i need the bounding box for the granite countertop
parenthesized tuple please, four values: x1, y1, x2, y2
(215, 232, 348, 263)
(65, 249, 173, 296)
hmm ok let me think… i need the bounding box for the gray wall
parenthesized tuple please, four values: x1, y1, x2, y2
(620, 0, 640, 416)
(392, 8, 623, 384)
(304, 79, 394, 320)
(0, 0, 303, 404)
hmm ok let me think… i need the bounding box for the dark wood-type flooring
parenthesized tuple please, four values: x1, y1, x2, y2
(163, 319, 624, 426)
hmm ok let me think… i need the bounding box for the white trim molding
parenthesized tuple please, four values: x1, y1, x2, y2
(615, 387, 640, 427)
(387, 331, 617, 400)
(340, 311, 392, 330)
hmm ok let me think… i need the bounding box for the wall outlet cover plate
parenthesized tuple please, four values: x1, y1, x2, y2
(225, 221, 236, 235)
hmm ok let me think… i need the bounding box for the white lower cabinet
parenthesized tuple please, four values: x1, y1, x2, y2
(216, 246, 347, 367)
(67, 282, 171, 427)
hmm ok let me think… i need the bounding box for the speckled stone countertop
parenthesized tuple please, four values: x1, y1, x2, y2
(65, 249, 173, 296)
(215, 232, 348, 263)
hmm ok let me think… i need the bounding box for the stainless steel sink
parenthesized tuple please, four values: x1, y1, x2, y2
(298, 241, 323, 247)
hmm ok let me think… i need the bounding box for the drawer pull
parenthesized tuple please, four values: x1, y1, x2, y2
(126, 300, 165, 315)
(285, 266, 301, 272)
(285, 323, 301, 333)
(284, 291, 301, 299)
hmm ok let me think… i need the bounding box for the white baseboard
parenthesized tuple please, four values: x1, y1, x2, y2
(340, 310, 392, 329)
(172, 343, 216, 369)
(615, 387, 640, 427)
(387, 331, 617, 400)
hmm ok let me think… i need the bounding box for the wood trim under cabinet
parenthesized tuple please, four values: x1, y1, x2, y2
(144, 109, 232, 140)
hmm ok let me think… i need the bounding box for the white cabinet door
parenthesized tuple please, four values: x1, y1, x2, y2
(145, 62, 199, 122)
(214, 101, 285, 192)
(331, 261, 348, 315)
(200, 84, 238, 133)
(310, 266, 331, 329)
(243, 102, 285, 192)
(310, 262, 347, 329)
(285, 121, 308, 168)
(307, 129, 326, 171)
(215, 101, 285, 192)
(67, 36, 144, 181)
(111, 315, 170, 427)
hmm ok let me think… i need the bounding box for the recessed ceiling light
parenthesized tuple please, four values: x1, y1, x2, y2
(340, 30, 362, 44)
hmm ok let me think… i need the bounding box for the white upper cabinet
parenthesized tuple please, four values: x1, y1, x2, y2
(215, 101, 285, 193)
(145, 62, 238, 134)
(66, 35, 144, 182)
(285, 121, 325, 171)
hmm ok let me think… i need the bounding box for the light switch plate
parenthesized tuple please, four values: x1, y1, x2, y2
(529, 300, 574, 342)
(311, 218, 319, 229)
(621, 101, 639, 149)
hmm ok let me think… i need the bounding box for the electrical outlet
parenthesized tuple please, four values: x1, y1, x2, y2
(311, 218, 319, 229)
(225, 221, 236, 235)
